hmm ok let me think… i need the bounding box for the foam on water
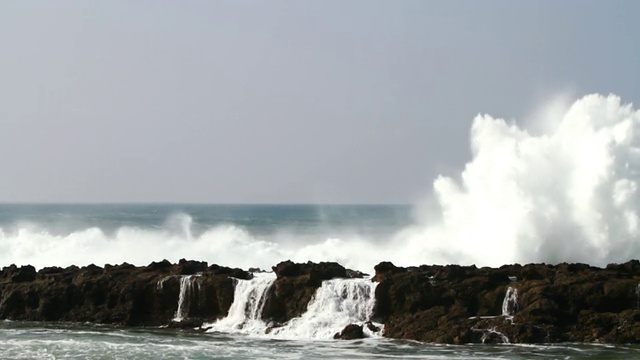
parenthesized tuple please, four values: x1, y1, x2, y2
(1, 94, 639, 270)
(4, 321, 638, 359)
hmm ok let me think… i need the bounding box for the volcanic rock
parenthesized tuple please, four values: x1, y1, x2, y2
(334, 324, 365, 340)
(372, 260, 640, 344)
(0, 261, 244, 326)
(261, 261, 348, 323)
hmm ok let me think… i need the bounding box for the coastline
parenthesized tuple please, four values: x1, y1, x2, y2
(1, 259, 639, 344)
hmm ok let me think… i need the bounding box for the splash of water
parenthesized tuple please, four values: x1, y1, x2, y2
(206, 276, 380, 339)
(205, 273, 275, 334)
(174, 275, 200, 322)
(502, 287, 518, 317)
(471, 327, 510, 344)
(1, 93, 639, 270)
(399, 93, 640, 267)
(269, 278, 380, 339)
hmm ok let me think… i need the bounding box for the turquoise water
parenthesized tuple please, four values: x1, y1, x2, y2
(0, 203, 411, 237)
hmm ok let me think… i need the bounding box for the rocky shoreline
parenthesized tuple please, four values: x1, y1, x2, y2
(1, 259, 639, 344)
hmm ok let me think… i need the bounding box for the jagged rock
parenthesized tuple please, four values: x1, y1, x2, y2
(372, 260, 640, 344)
(12, 265, 37, 283)
(346, 269, 367, 278)
(333, 324, 364, 340)
(2, 259, 640, 345)
(146, 260, 172, 272)
(0, 261, 244, 326)
(273, 260, 301, 277)
(272, 260, 347, 284)
(167, 318, 204, 329)
(178, 259, 208, 275)
(206, 264, 252, 280)
(365, 321, 380, 332)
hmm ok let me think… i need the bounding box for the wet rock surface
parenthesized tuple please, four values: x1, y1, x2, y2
(0, 259, 250, 326)
(2, 259, 640, 344)
(261, 261, 350, 323)
(373, 260, 640, 344)
(334, 324, 365, 340)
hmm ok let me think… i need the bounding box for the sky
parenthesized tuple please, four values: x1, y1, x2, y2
(0, 0, 638, 204)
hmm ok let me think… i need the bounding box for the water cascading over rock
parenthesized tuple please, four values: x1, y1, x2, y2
(502, 286, 518, 317)
(174, 275, 201, 322)
(204, 270, 381, 340)
(267, 278, 381, 339)
(205, 273, 275, 333)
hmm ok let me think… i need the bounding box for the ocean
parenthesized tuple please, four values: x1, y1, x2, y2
(0, 203, 412, 271)
(1, 203, 639, 359)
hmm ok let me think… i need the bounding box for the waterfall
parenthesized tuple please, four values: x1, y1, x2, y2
(502, 286, 518, 317)
(204, 275, 381, 339)
(156, 275, 171, 290)
(205, 273, 275, 334)
(269, 278, 381, 339)
(174, 275, 201, 322)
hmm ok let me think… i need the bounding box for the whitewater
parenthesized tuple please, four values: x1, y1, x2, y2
(2, 94, 639, 272)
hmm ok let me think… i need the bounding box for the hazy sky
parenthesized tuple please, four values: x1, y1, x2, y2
(1, 1, 638, 204)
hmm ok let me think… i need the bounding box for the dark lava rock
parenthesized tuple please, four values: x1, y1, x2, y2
(365, 321, 380, 333)
(334, 324, 365, 340)
(145, 260, 172, 272)
(3, 258, 640, 345)
(273, 260, 301, 277)
(346, 269, 367, 279)
(272, 260, 347, 284)
(206, 264, 252, 280)
(12, 265, 37, 283)
(178, 259, 208, 275)
(0, 261, 246, 327)
(167, 318, 204, 329)
(372, 260, 640, 344)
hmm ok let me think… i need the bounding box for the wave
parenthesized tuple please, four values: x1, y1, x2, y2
(400, 93, 640, 267)
(2, 94, 639, 270)
(0, 219, 389, 271)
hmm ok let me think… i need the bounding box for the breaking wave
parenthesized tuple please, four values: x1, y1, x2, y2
(1, 93, 639, 270)
(400, 93, 640, 267)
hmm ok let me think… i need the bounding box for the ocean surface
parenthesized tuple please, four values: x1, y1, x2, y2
(1, 203, 639, 359)
(0, 203, 413, 272)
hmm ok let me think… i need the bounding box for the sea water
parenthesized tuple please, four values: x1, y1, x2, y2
(1, 203, 640, 358)
(0, 203, 411, 271)
(1, 321, 639, 359)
